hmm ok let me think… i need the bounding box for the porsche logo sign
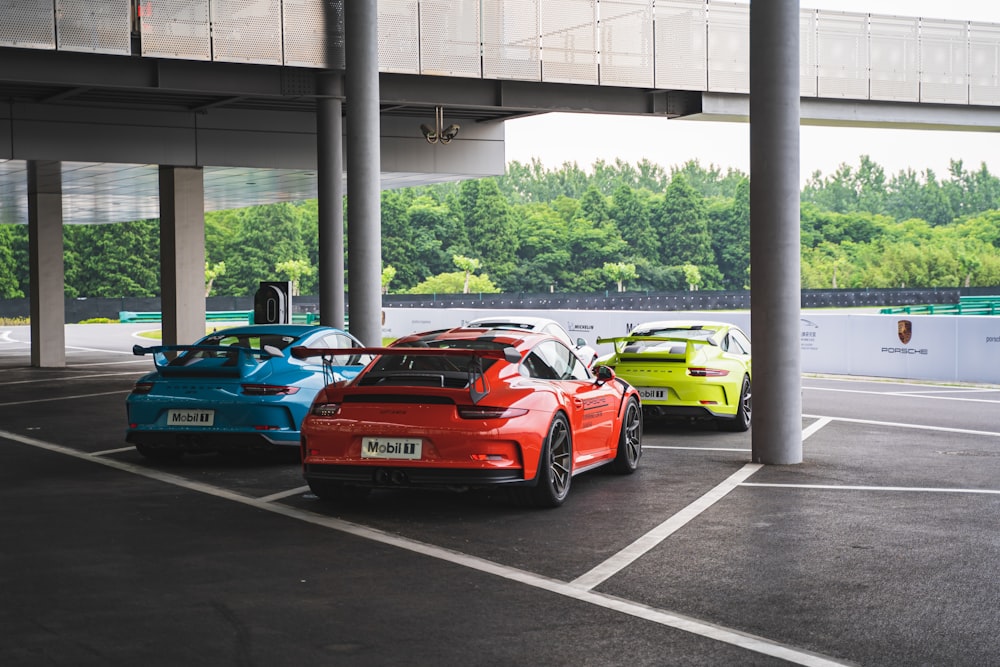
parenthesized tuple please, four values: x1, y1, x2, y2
(897, 320, 913, 345)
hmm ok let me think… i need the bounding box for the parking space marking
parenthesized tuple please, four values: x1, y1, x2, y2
(741, 483, 1000, 495)
(571, 463, 764, 591)
(571, 417, 833, 593)
(0, 372, 143, 387)
(805, 386, 1000, 405)
(803, 413, 1000, 438)
(258, 486, 310, 502)
(645, 445, 749, 452)
(0, 390, 130, 407)
(0, 427, 849, 667)
(92, 446, 135, 456)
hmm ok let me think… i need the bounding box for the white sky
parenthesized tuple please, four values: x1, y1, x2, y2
(503, 1, 1000, 185)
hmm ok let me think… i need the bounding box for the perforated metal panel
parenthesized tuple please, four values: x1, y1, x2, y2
(816, 10, 869, 100)
(869, 15, 918, 102)
(919, 18, 968, 105)
(800, 9, 817, 97)
(211, 0, 282, 65)
(378, 0, 419, 74)
(56, 0, 131, 55)
(969, 22, 1000, 106)
(283, 0, 343, 68)
(0, 0, 55, 49)
(706, 2, 747, 94)
(419, 0, 481, 78)
(483, 0, 541, 81)
(654, 0, 706, 91)
(541, 0, 597, 84)
(140, 0, 211, 61)
(599, 0, 652, 87)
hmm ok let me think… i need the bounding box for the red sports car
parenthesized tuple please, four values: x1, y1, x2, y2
(291, 326, 642, 508)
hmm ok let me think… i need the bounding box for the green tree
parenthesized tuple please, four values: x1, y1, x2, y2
(205, 261, 226, 297)
(0, 224, 24, 298)
(603, 261, 637, 292)
(452, 254, 481, 294)
(275, 258, 313, 295)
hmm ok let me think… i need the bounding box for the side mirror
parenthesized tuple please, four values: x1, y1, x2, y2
(576, 337, 587, 348)
(262, 345, 283, 358)
(594, 365, 615, 383)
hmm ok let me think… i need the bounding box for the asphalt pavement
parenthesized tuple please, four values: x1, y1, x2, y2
(2, 324, 1000, 666)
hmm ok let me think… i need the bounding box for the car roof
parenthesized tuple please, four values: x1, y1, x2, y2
(397, 326, 555, 351)
(466, 315, 559, 329)
(629, 320, 736, 332)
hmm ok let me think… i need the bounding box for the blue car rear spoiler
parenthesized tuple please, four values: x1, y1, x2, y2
(133, 344, 278, 378)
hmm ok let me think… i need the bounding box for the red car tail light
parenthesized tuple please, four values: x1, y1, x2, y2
(241, 384, 300, 396)
(457, 406, 529, 420)
(687, 368, 729, 377)
(311, 403, 341, 417)
(131, 381, 154, 395)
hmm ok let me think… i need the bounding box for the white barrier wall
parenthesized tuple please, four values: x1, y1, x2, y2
(382, 307, 1000, 385)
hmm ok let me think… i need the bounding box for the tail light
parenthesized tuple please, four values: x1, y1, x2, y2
(311, 403, 341, 417)
(241, 384, 300, 396)
(131, 381, 154, 395)
(687, 368, 729, 377)
(457, 406, 529, 419)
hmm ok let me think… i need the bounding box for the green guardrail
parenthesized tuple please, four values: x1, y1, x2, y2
(880, 295, 1000, 315)
(119, 310, 321, 324)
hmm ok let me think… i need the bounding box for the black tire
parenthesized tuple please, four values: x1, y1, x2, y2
(308, 479, 371, 503)
(721, 375, 752, 432)
(524, 413, 573, 508)
(135, 443, 182, 462)
(609, 396, 642, 474)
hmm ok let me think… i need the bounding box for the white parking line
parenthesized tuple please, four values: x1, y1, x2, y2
(0, 373, 142, 387)
(258, 486, 310, 502)
(0, 390, 129, 407)
(0, 427, 849, 667)
(571, 417, 835, 593)
(92, 446, 135, 456)
(803, 413, 1000, 438)
(741, 483, 1000, 495)
(645, 445, 750, 452)
(805, 386, 1000, 405)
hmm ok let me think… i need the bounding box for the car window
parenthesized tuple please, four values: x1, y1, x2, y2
(541, 323, 569, 345)
(523, 340, 589, 381)
(730, 329, 752, 354)
(313, 333, 370, 366)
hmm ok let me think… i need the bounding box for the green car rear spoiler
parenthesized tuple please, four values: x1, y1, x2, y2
(595, 335, 716, 363)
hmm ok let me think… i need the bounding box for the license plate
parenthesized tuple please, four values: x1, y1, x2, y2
(637, 387, 666, 400)
(361, 436, 422, 460)
(167, 409, 215, 426)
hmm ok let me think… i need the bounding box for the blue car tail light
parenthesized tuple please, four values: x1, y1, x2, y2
(131, 381, 154, 395)
(241, 384, 300, 396)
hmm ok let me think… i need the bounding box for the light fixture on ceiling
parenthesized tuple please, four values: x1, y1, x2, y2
(421, 106, 460, 145)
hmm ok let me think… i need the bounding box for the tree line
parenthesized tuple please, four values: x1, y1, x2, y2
(1, 155, 999, 300)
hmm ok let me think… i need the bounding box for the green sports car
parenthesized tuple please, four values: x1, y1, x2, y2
(597, 320, 752, 431)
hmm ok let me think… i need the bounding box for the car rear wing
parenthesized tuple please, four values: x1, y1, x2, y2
(133, 344, 278, 378)
(290, 345, 522, 403)
(595, 336, 715, 364)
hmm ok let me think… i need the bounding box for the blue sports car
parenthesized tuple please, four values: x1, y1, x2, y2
(126, 324, 371, 460)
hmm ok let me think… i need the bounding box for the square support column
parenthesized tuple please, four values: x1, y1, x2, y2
(27, 160, 66, 368)
(159, 166, 206, 346)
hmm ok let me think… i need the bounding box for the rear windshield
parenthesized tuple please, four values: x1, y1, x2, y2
(630, 327, 715, 340)
(370, 340, 506, 375)
(199, 332, 299, 351)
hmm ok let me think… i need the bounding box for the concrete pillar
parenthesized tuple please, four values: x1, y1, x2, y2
(344, 0, 383, 346)
(159, 166, 206, 347)
(27, 160, 66, 368)
(317, 72, 346, 329)
(749, 2, 802, 464)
